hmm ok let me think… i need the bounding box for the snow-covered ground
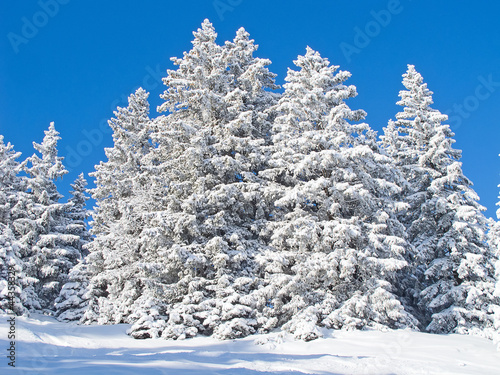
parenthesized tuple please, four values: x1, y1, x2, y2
(1, 314, 499, 375)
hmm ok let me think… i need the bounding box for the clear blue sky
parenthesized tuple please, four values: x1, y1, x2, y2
(1, 0, 500, 217)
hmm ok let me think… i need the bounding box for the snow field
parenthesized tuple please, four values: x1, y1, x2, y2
(1, 313, 499, 375)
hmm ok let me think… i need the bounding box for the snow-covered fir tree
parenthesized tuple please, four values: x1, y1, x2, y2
(82, 88, 157, 325)
(487, 172, 500, 339)
(0, 135, 27, 314)
(64, 173, 91, 253)
(17, 123, 81, 312)
(256, 47, 417, 340)
(0, 135, 23, 227)
(55, 173, 91, 321)
(127, 20, 280, 340)
(381, 65, 499, 337)
(55, 256, 91, 322)
(0, 225, 24, 314)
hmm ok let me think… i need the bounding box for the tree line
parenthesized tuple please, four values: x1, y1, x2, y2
(1, 20, 499, 341)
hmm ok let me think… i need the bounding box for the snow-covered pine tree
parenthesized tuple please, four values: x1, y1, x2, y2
(257, 47, 416, 340)
(64, 173, 91, 253)
(82, 88, 156, 325)
(18, 122, 81, 312)
(0, 136, 23, 226)
(381, 65, 499, 337)
(0, 135, 27, 314)
(487, 171, 500, 340)
(495, 204, 500, 304)
(0, 225, 24, 314)
(491, 217, 500, 297)
(128, 20, 279, 340)
(55, 173, 91, 321)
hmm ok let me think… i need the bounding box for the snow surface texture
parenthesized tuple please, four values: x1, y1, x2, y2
(1, 313, 499, 375)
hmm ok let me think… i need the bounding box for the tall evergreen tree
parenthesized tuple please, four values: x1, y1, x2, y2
(82, 88, 155, 325)
(487, 173, 500, 339)
(0, 225, 24, 314)
(17, 123, 79, 312)
(257, 48, 416, 340)
(0, 136, 23, 226)
(55, 173, 91, 321)
(381, 65, 499, 336)
(64, 173, 91, 253)
(495, 194, 500, 303)
(0, 136, 27, 314)
(127, 20, 279, 340)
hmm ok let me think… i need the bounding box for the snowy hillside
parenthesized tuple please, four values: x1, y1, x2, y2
(1, 313, 499, 375)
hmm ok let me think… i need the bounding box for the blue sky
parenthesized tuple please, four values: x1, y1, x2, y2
(1, 0, 500, 217)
